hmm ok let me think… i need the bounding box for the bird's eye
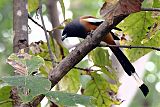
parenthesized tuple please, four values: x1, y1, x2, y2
(62, 30, 66, 36)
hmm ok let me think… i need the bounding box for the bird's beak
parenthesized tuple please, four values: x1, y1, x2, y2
(62, 34, 67, 41)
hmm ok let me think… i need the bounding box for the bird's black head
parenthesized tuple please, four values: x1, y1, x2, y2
(62, 19, 88, 40)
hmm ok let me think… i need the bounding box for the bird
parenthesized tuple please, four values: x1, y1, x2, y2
(62, 16, 149, 97)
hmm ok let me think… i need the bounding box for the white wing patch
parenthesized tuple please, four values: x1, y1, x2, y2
(132, 73, 144, 87)
(82, 18, 104, 23)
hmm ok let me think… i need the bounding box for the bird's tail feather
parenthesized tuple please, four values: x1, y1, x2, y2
(110, 47, 149, 96)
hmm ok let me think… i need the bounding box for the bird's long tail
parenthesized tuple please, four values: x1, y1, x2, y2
(103, 33, 149, 97)
(110, 47, 149, 96)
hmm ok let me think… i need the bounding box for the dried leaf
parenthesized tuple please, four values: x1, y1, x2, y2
(7, 53, 44, 75)
(100, 0, 142, 19)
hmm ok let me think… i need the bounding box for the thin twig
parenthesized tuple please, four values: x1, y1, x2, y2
(100, 43, 160, 51)
(29, 7, 160, 33)
(28, 14, 63, 33)
(28, 14, 50, 32)
(141, 7, 160, 12)
(73, 66, 92, 71)
(73, 66, 100, 72)
(44, 59, 98, 72)
(38, 1, 55, 66)
(29, 1, 57, 106)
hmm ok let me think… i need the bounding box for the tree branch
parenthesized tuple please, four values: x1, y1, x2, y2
(44, 59, 98, 72)
(100, 43, 160, 51)
(48, 0, 144, 85)
(29, 0, 145, 106)
(28, 15, 50, 32)
(73, 66, 100, 72)
(39, 1, 55, 66)
(141, 7, 160, 12)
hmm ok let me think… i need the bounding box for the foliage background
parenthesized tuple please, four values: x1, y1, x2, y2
(0, 0, 160, 107)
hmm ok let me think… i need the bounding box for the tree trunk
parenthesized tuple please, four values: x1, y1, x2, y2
(13, 0, 28, 53)
(12, 0, 28, 106)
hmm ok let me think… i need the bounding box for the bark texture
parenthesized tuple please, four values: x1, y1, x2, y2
(12, 0, 28, 107)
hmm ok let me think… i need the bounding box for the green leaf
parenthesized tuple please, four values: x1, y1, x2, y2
(84, 72, 121, 107)
(153, 0, 160, 8)
(29, 40, 69, 76)
(80, 75, 92, 89)
(0, 76, 51, 103)
(39, 61, 52, 77)
(0, 86, 12, 107)
(89, 47, 111, 66)
(30, 40, 69, 62)
(142, 0, 153, 7)
(100, 66, 118, 81)
(26, 56, 44, 74)
(76, 59, 90, 69)
(30, 41, 53, 75)
(118, 11, 155, 62)
(45, 91, 95, 106)
(28, 0, 39, 12)
(51, 40, 69, 61)
(70, 0, 101, 18)
(58, 69, 80, 93)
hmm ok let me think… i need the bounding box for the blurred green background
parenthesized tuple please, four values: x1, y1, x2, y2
(0, 0, 13, 76)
